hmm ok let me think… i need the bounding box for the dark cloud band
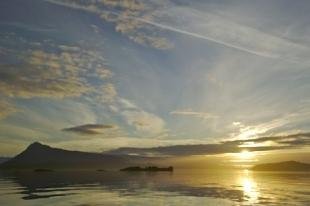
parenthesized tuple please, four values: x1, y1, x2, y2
(62, 124, 116, 135)
(106, 132, 310, 156)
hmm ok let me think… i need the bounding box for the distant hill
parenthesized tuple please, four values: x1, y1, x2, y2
(252, 161, 310, 171)
(0, 142, 159, 170)
(0, 157, 10, 164)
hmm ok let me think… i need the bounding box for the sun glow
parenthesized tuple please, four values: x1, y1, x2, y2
(238, 150, 255, 160)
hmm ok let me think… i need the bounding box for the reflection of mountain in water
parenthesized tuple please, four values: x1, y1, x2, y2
(0, 170, 244, 202)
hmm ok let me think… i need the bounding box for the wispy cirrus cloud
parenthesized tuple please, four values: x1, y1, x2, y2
(110, 97, 166, 136)
(141, 6, 310, 63)
(91, 80, 166, 136)
(46, 0, 310, 62)
(0, 99, 17, 119)
(62, 124, 117, 135)
(231, 119, 289, 140)
(170, 109, 218, 120)
(45, 0, 174, 49)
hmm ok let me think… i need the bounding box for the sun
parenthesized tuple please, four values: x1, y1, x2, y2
(238, 150, 255, 160)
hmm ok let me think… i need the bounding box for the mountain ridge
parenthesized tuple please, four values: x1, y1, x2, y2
(0, 142, 160, 170)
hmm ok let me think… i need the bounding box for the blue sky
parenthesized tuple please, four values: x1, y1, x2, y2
(0, 0, 310, 158)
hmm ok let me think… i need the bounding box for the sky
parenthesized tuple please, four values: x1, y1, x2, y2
(0, 0, 310, 164)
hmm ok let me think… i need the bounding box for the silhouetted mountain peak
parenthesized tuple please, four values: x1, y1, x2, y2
(28, 142, 44, 148)
(25, 142, 51, 151)
(0, 142, 157, 170)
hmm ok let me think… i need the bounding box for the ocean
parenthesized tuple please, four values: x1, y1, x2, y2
(0, 169, 309, 205)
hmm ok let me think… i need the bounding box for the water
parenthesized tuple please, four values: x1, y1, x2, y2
(0, 169, 309, 205)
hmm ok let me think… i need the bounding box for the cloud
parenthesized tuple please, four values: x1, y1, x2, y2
(0, 99, 17, 119)
(146, 6, 310, 63)
(0, 34, 115, 114)
(0, 32, 118, 126)
(230, 132, 310, 146)
(62, 124, 117, 135)
(98, 83, 118, 103)
(20, 38, 168, 137)
(0, 22, 56, 33)
(230, 114, 297, 140)
(96, 68, 113, 79)
(122, 108, 165, 134)
(0, 42, 108, 99)
(47, 0, 310, 62)
(170, 109, 218, 119)
(115, 97, 166, 136)
(92, 81, 166, 136)
(46, 0, 174, 49)
(106, 132, 310, 156)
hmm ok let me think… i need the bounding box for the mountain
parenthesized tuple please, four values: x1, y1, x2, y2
(0, 142, 159, 170)
(252, 161, 310, 171)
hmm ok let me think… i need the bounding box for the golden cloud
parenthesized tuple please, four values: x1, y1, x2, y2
(0, 41, 115, 99)
(0, 37, 116, 120)
(0, 49, 90, 99)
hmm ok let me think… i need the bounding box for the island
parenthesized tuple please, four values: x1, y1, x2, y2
(252, 161, 310, 171)
(33, 168, 53, 172)
(120, 166, 173, 172)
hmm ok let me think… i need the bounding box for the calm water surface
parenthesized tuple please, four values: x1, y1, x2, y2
(0, 169, 309, 205)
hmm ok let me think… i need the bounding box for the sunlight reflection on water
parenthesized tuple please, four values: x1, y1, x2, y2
(0, 170, 309, 206)
(240, 169, 259, 204)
